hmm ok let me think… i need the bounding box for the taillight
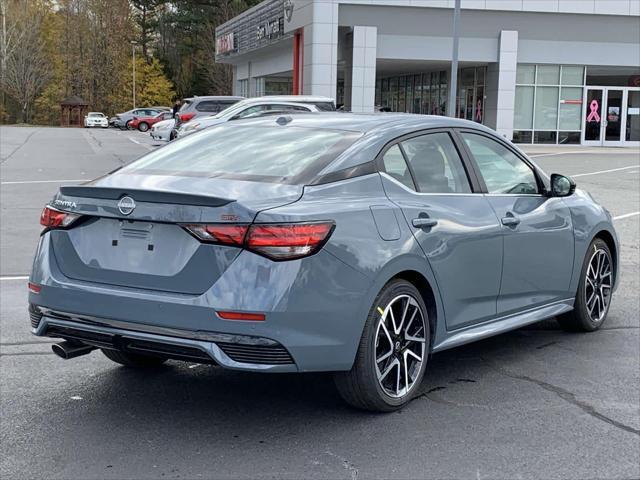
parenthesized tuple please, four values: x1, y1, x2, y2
(179, 112, 195, 123)
(182, 222, 334, 261)
(246, 223, 334, 260)
(183, 224, 249, 246)
(40, 206, 81, 230)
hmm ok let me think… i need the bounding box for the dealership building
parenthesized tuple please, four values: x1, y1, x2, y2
(215, 0, 640, 146)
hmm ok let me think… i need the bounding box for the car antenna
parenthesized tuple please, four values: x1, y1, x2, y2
(276, 116, 293, 125)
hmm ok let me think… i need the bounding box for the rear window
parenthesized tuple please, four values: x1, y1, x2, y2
(313, 102, 336, 111)
(196, 100, 237, 113)
(119, 124, 360, 183)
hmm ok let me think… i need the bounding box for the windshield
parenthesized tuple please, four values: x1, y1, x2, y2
(88, 113, 103, 117)
(119, 124, 360, 183)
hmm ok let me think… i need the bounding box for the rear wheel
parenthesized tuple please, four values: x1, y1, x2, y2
(138, 122, 149, 132)
(334, 279, 430, 412)
(101, 349, 167, 368)
(557, 238, 613, 332)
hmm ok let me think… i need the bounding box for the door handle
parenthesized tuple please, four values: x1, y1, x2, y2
(412, 217, 438, 229)
(501, 215, 520, 227)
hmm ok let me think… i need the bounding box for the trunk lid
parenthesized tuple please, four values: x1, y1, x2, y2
(49, 174, 302, 294)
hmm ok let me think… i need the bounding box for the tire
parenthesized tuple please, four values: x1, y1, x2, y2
(557, 238, 613, 332)
(125, 120, 134, 130)
(169, 129, 177, 141)
(138, 122, 149, 132)
(101, 349, 167, 368)
(334, 279, 431, 412)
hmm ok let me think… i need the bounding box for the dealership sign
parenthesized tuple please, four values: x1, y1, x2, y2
(257, 18, 281, 40)
(216, 32, 235, 55)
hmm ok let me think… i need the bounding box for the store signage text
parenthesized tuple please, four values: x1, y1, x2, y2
(257, 18, 281, 40)
(216, 32, 235, 55)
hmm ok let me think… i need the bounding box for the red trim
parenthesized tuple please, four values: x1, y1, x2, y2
(28, 282, 41, 294)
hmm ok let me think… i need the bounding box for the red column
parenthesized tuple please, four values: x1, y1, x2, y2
(292, 30, 301, 95)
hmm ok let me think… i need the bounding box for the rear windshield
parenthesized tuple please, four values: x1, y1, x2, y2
(119, 124, 360, 183)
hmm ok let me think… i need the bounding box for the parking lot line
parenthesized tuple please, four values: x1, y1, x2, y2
(613, 211, 640, 221)
(571, 165, 639, 178)
(1, 179, 86, 185)
(0, 275, 28, 281)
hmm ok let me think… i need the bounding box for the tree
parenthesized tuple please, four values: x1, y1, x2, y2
(1, 1, 51, 123)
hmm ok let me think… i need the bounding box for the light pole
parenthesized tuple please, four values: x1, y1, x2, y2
(447, 0, 461, 117)
(131, 40, 137, 109)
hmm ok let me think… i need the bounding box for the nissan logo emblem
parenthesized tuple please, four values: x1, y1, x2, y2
(117, 196, 136, 216)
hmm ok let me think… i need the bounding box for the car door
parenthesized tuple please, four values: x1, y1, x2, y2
(380, 130, 503, 330)
(458, 130, 574, 315)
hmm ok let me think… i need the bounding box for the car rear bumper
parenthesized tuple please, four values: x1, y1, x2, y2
(31, 306, 297, 371)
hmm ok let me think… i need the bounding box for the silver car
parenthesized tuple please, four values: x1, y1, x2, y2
(176, 96, 336, 138)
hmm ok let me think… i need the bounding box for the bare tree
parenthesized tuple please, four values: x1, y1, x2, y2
(1, 2, 50, 122)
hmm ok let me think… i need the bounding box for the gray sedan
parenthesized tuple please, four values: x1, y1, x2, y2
(28, 114, 618, 411)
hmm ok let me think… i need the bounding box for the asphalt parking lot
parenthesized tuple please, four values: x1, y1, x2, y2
(1, 126, 639, 479)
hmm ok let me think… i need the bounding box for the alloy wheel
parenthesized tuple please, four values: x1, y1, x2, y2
(374, 294, 427, 398)
(585, 247, 612, 323)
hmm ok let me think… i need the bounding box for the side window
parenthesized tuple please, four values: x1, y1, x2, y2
(461, 133, 539, 194)
(382, 145, 415, 190)
(233, 105, 268, 119)
(401, 132, 471, 193)
(196, 101, 220, 112)
(270, 104, 310, 112)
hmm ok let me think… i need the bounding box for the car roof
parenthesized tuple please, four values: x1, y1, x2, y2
(251, 95, 334, 103)
(186, 96, 244, 102)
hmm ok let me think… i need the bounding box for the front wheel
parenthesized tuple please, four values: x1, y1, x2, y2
(557, 238, 613, 332)
(138, 122, 149, 132)
(101, 349, 167, 368)
(334, 279, 430, 412)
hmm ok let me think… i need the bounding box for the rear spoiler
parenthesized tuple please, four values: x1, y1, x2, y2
(59, 186, 233, 207)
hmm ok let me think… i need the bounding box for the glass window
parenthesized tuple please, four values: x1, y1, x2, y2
(558, 131, 581, 144)
(382, 145, 414, 190)
(626, 90, 640, 142)
(462, 133, 539, 194)
(512, 131, 533, 144)
(561, 66, 584, 85)
(534, 86, 559, 130)
(534, 131, 557, 144)
(514, 86, 534, 129)
(537, 65, 560, 85)
(232, 105, 269, 119)
(516, 65, 535, 84)
(401, 132, 471, 193)
(559, 87, 583, 130)
(121, 125, 360, 182)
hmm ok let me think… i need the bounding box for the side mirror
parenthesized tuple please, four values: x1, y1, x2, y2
(550, 173, 576, 197)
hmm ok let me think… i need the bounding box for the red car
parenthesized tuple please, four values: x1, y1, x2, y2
(129, 111, 174, 132)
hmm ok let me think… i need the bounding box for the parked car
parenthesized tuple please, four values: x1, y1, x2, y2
(129, 111, 174, 132)
(29, 114, 618, 412)
(83, 112, 108, 128)
(149, 118, 175, 142)
(175, 95, 335, 138)
(112, 108, 166, 130)
(173, 96, 244, 130)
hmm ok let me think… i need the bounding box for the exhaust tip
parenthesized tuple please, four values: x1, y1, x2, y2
(52, 341, 95, 360)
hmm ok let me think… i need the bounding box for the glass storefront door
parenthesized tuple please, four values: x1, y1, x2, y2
(583, 87, 640, 146)
(604, 89, 623, 145)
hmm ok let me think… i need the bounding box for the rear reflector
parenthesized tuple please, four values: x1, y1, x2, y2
(182, 221, 334, 261)
(28, 282, 41, 294)
(217, 311, 265, 322)
(40, 206, 81, 230)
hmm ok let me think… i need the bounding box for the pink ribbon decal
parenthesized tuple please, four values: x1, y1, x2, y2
(475, 99, 483, 122)
(586, 99, 600, 123)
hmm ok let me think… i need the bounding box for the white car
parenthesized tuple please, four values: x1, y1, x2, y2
(149, 118, 175, 142)
(84, 112, 108, 128)
(176, 96, 335, 138)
